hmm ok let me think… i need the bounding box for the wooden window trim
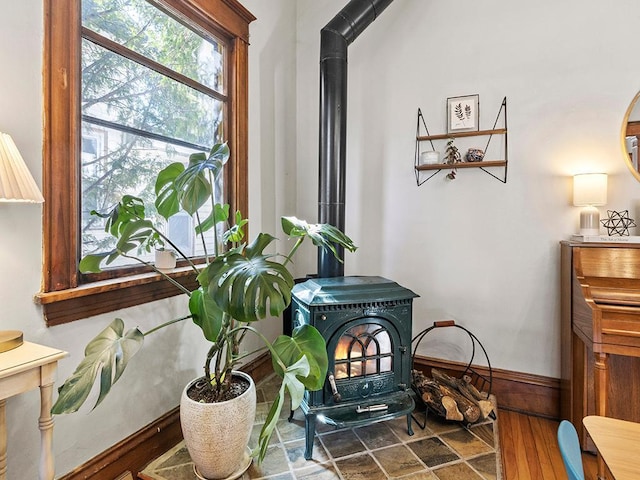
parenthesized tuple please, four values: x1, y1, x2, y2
(36, 0, 254, 326)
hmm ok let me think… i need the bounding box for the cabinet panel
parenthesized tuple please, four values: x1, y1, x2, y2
(561, 241, 640, 458)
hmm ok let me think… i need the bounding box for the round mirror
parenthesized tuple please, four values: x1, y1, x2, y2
(622, 91, 640, 181)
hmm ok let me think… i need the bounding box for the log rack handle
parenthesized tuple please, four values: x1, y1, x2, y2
(434, 320, 456, 328)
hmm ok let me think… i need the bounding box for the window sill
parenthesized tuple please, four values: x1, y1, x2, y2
(35, 267, 200, 326)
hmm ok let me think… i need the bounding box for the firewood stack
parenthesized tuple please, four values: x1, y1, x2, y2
(411, 368, 494, 424)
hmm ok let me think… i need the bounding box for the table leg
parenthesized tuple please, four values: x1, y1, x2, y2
(38, 365, 56, 480)
(594, 352, 609, 480)
(0, 399, 6, 480)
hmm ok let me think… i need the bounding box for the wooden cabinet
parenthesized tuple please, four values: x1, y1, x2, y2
(561, 242, 640, 478)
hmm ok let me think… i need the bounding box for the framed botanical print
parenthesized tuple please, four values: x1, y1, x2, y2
(447, 94, 479, 133)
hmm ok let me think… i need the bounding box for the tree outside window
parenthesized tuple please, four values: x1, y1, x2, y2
(38, 0, 254, 325)
(80, 0, 225, 265)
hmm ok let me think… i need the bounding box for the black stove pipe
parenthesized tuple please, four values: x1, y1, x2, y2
(318, 0, 395, 278)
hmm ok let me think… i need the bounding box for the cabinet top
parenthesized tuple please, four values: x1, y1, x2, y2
(561, 240, 640, 248)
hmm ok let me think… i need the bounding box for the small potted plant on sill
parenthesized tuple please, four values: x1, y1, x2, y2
(51, 143, 357, 479)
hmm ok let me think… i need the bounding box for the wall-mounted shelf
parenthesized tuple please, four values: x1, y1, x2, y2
(417, 128, 507, 142)
(414, 97, 508, 185)
(415, 160, 507, 171)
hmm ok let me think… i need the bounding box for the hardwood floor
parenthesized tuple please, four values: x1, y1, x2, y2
(499, 409, 598, 479)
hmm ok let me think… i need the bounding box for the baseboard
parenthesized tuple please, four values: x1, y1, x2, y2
(58, 353, 559, 479)
(57, 407, 182, 480)
(57, 352, 274, 480)
(412, 355, 561, 419)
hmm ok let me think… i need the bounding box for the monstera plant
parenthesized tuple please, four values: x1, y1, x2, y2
(51, 143, 356, 473)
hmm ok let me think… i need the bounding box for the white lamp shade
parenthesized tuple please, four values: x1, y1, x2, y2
(573, 173, 607, 207)
(0, 132, 44, 203)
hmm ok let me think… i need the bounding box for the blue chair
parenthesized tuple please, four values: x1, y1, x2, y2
(557, 420, 585, 480)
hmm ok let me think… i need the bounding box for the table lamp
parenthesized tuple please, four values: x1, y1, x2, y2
(0, 131, 44, 352)
(573, 173, 607, 236)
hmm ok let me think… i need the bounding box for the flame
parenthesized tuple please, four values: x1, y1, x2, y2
(332, 323, 393, 379)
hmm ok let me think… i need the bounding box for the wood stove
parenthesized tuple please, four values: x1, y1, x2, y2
(291, 276, 417, 459)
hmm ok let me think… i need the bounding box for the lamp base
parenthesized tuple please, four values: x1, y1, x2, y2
(580, 206, 601, 236)
(0, 330, 23, 353)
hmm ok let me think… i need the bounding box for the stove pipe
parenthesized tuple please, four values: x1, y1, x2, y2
(317, 0, 395, 278)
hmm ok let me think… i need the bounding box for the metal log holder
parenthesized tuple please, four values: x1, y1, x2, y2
(410, 320, 494, 429)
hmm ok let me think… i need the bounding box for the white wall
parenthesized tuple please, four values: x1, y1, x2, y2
(293, 0, 640, 375)
(2, 0, 640, 477)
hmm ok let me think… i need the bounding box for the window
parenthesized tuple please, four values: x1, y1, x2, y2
(37, 0, 255, 326)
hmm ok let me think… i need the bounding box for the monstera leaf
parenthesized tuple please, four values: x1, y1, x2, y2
(252, 325, 328, 462)
(78, 219, 155, 273)
(51, 319, 144, 414)
(253, 356, 310, 462)
(188, 287, 224, 342)
(281, 216, 357, 261)
(155, 162, 185, 220)
(198, 233, 294, 323)
(271, 324, 328, 391)
(155, 144, 229, 231)
(174, 143, 229, 215)
(91, 194, 146, 237)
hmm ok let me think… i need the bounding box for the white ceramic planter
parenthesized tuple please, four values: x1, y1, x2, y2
(180, 371, 256, 479)
(155, 249, 176, 270)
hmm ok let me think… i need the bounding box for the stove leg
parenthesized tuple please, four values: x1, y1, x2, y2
(406, 413, 414, 436)
(304, 412, 317, 460)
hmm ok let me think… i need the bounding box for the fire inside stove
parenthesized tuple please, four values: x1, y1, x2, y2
(290, 276, 417, 460)
(333, 323, 392, 380)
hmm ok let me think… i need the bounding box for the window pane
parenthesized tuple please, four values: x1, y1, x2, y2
(82, 0, 224, 93)
(81, 122, 220, 264)
(82, 40, 222, 149)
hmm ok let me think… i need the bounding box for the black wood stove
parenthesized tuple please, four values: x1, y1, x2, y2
(292, 0, 411, 461)
(291, 276, 417, 459)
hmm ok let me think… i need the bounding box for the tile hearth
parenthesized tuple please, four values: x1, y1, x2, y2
(140, 375, 501, 480)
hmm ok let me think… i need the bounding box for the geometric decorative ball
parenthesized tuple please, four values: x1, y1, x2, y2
(600, 210, 636, 236)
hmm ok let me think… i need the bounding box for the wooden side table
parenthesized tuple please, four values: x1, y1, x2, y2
(0, 341, 67, 480)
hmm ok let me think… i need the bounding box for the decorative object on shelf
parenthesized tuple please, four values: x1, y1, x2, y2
(600, 209, 636, 236)
(419, 150, 440, 165)
(465, 148, 485, 162)
(573, 173, 608, 236)
(443, 139, 462, 179)
(0, 131, 45, 353)
(413, 97, 508, 185)
(447, 94, 479, 134)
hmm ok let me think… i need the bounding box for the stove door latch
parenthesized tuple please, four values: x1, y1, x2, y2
(328, 373, 342, 402)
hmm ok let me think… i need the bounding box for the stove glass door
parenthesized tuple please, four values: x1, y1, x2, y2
(326, 317, 402, 403)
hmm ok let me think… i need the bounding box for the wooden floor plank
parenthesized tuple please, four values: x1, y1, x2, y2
(529, 414, 563, 479)
(520, 414, 546, 479)
(498, 409, 515, 479)
(512, 415, 538, 480)
(498, 409, 604, 480)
